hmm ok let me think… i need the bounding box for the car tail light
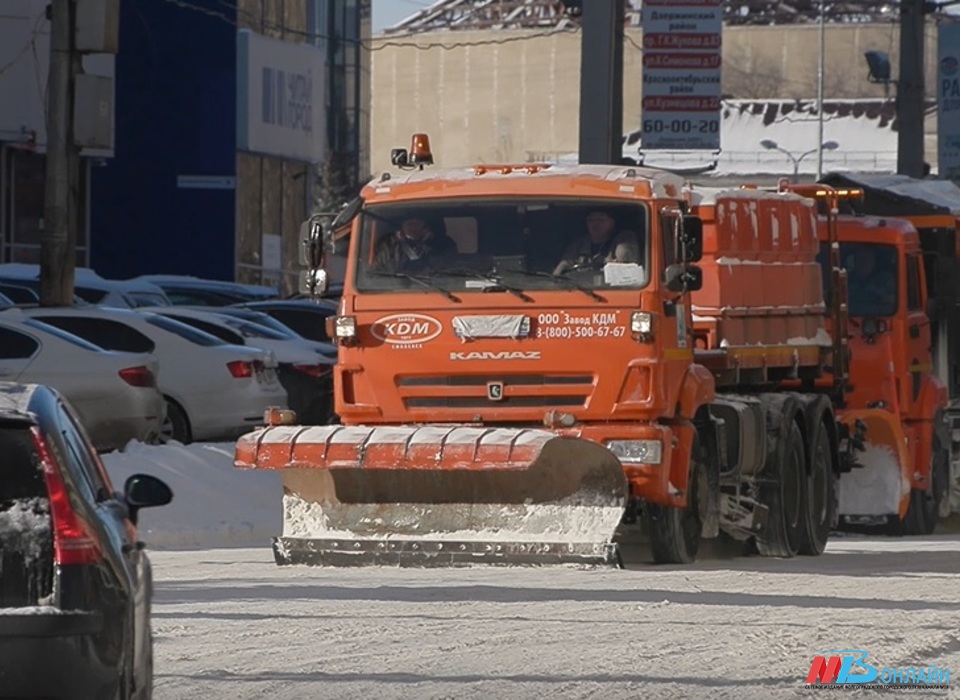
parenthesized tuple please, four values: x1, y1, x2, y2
(32, 427, 102, 566)
(227, 360, 254, 378)
(292, 363, 333, 378)
(119, 365, 156, 388)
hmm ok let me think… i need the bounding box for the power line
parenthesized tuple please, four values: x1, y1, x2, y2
(371, 26, 579, 51)
(155, 0, 578, 51)
(0, 8, 47, 78)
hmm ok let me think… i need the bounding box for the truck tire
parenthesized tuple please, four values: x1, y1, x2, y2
(756, 420, 805, 558)
(917, 443, 948, 536)
(798, 419, 835, 556)
(648, 435, 706, 565)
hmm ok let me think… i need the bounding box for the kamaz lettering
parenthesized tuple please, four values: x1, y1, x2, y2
(450, 351, 542, 361)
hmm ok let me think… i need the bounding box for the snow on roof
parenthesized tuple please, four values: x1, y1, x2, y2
(614, 100, 899, 178)
(372, 163, 686, 196)
(0, 382, 37, 418)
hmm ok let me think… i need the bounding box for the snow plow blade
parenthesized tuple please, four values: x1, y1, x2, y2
(235, 425, 629, 568)
(838, 409, 912, 524)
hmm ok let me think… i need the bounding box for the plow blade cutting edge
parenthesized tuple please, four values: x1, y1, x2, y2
(838, 409, 912, 522)
(235, 425, 630, 567)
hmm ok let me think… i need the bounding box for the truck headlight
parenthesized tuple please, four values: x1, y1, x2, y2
(631, 311, 653, 336)
(334, 315, 357, 339)
(606, 439, 662, 465)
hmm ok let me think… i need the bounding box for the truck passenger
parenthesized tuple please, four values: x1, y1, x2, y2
(373, 216, 458, 272)
(552, 209, 641, 275)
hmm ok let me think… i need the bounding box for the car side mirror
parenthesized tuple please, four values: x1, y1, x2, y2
(664, 263, 703, 293)
(124, 474, 172, 523)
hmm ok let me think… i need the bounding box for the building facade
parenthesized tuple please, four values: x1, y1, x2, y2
(0, 0, 114, 268)
(371, 21, 942, 178)
(0, 0, 370, 288)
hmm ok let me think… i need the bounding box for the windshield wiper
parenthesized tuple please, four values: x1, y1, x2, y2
(500, 269, 605, 302)
(366, 270, 461, 302)
(441, 269, 534, 303)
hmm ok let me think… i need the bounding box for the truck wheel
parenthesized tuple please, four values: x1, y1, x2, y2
(924, 443, 950, 534)
(798, 421, 834, 556)
(756, 420, 805, 558)
(648, 436, 706, 565)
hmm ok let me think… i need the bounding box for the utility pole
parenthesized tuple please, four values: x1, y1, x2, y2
(577, 0, 625, 164)
(898, 0, 927, 178)
(816, 0, 825, 180)
(41, 0, 78, 306)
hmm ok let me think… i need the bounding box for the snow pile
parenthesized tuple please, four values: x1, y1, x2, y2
(101, 441, 282, 550)
(0, 497, 50, 561)
(282, 493, 625, 543)
(838, 443, 908, 517)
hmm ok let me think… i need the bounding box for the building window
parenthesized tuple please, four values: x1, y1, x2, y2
(1, 147, 88, 265)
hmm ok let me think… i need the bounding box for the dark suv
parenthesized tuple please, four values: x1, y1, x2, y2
(0, 382, 172, 699)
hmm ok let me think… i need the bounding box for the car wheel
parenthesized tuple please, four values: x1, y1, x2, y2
(159, 398, 191, 445)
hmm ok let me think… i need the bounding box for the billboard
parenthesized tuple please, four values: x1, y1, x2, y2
(237, 29, 326, 163)
(938, 22, 960, 180)
(640, 0, 722, 151)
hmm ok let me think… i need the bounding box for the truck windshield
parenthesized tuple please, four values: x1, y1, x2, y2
(819, 242, 898, 317)
(354, 199, 650, 294)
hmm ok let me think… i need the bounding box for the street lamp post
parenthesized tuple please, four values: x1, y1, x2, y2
(760, 139, 839, 183)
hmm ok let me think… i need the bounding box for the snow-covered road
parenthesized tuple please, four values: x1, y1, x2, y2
(149, 536, 960, 700)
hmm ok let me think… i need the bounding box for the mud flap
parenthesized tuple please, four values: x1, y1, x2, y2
(837, 409, 911, 524)
(236, 426, 630, 567)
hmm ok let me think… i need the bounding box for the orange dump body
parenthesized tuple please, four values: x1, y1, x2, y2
(686, 188, 829, 383)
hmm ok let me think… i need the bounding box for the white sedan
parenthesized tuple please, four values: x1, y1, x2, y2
(6, 307, 288, 444)
(0, 315, 165, 451)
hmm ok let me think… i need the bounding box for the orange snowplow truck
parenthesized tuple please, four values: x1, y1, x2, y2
(782, 184, 950, 535)
(235, 135, 895, 568)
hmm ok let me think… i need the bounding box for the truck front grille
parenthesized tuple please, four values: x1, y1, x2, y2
(397, 374, 594, 410)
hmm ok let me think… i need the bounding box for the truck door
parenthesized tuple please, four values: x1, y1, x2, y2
(904, 253, 932, 412)
(658, 208, 696, 406)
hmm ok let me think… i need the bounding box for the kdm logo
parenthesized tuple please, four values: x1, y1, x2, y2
(370, 314, 442, 345)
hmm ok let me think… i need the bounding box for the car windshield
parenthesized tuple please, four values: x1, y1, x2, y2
(219, 317, 290, 340)
(218, 309, 301, 337)
(129, 291, 170, 307)
(354, 199, 650, 295)
(144, 314, 227, 346)
(819, 242, 898, 317)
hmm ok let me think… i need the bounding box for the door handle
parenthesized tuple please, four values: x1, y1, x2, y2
(910, 325, 920, 339)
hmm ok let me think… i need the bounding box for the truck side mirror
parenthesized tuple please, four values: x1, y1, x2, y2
(680, 216, 703, 263)
(298, 216, 331, 297)
(298, 218, 328, 269)
(664, 264, 703, 293)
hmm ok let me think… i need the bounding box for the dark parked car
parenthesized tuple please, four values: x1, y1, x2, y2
(231, 299, 339, 344)
(133, 275, 279, 306)
(0, 382, 172, 699)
